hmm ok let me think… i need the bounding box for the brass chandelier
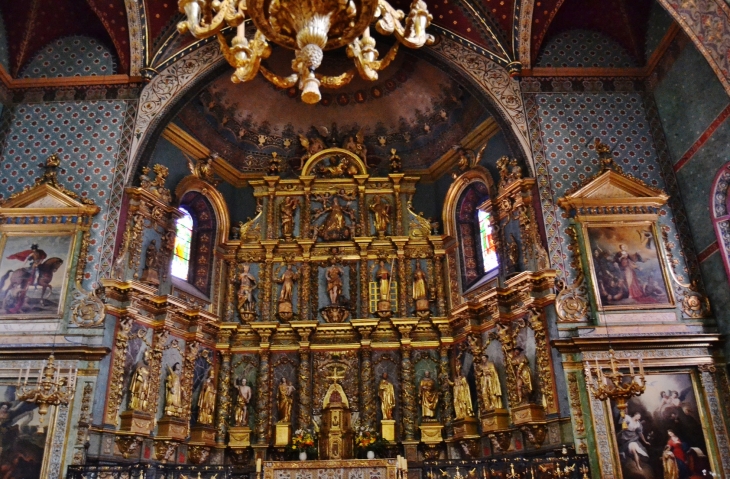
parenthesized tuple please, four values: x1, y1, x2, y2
(16, 354, 77, 433)
(584, 349, 645, 428)
(177, 0, 435, 104)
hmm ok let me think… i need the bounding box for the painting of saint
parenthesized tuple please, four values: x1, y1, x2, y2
(585, 224, 672, 309)
(611, 373, 711, 479)
(0, 383, 49, 479)
(0, 234, 73, 318)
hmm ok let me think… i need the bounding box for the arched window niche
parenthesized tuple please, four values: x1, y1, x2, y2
(443, 167, 500, 293)
(711, 162, 730, 281)
(172, 176, 230, 300)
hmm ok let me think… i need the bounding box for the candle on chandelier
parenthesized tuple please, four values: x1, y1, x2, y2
(256, 458, 262, 472)
(638, 356, 644, 376)
(629, 359, 634, 376)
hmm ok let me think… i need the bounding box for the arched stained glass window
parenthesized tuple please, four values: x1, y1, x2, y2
(171, 209, 193, 280)
(478, 209, 499, 273)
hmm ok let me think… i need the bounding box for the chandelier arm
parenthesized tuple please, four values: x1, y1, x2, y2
(316, 70, 357, 89)
(178, 0, 245, 38)
(218, 31, 272, 83)
(375, 0, 435, 49)
(259, 65, 300, 88)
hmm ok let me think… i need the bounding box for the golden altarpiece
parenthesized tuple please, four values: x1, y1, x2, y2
(74, 137, 730, 479)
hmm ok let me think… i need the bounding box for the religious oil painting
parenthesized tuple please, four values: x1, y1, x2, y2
(584, 223, 673, 310)
(611, 373, 710, 479)
(0, 233, 74, 318)
(0, 381, 50, 479)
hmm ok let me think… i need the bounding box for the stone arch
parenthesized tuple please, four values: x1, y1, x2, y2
(127, 37, 533, 184)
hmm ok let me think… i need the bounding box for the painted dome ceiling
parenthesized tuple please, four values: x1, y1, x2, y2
(174, 49, 488, 173)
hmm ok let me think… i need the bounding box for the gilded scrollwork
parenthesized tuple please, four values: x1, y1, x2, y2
(105, 316, 133, 426)
(555, 226, 589, 322)
(566, 373, 586, 435)
(526, 307, 554, 411)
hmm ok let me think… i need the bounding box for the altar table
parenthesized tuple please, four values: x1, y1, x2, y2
(263, 459, 398, 479)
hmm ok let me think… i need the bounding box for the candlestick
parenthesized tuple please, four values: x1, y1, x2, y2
(256, 458, 262, 472)
(638, 356, 644, 376)
(629, 359, 634, 376)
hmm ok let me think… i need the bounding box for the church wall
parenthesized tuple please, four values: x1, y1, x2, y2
(523, 88, 693, 285)
(19, 36, 117, 79)
(0, 8, 8, 75)
(535, 30, 638, 68)
(652, 36, 730, 344)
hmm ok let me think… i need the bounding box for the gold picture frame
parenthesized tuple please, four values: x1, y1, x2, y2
(603, 369, 722, 479)
(582, 220, 675, 311)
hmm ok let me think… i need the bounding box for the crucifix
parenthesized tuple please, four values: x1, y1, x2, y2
(327, 365, 346, 384)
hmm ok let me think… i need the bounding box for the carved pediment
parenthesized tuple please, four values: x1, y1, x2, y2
(0, 183, 100, 217)
(557, 170, 668, 212)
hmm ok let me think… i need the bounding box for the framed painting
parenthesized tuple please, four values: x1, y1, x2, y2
(608, 372, 714, 479)
(583, 221, 674, 311)
(0, 232, 75, 319)
(0, 379, 54, 479)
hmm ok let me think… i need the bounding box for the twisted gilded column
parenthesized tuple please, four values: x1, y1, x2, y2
(401, 345, 416, 441)
(439, 346, 455, 438)
(434, 254, 446, 316)
(104, 316, 132, 426)
(360, 345, 376, 429)
(255, 349, 272, 444)
(224, 260, 237, 321)
(262, 259, 274, 321)
(397, 254, 407, 317)
(300, 262, 311, 321)
(214, 351, 232, 444)
(297, 349, 312, 430)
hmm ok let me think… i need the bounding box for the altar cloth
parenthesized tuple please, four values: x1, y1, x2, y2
(263, 459, 397, 479)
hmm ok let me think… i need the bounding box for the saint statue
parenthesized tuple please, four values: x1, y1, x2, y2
(197, 369, 216, 425)
(418, 371, 439, 419)
(412, 262, 428, 301)
(511, 348, 533, 404)
(477, 355, 503, 410)
(452, 369, 474, 419)
(164, 363, 183, 417)
(369, 195, 390, 236)
(326, 264, 344, 305)
(129, 350, 151, 410)
(276, 264, 299, 303)
(235, 377, 252, 426)
(378, 372, 395, 420)
(277, 378, 295, 423)
(237, 263, 257, 314)
(280, 197, 299, 239)
(374, 261, 391, 301)
(320, 198, 351, 241)
(140, 239, 159, 283)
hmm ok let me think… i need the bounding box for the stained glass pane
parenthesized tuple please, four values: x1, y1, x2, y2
(171, 209, 193, 280)
(478, 210, 499, 273)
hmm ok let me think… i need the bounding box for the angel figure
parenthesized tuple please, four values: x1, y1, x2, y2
(298, 134, 326, 170)
(186, 153, 219, 185)
(342, 128, 367, 161)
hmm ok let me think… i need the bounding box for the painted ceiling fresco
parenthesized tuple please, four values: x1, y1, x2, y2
(176, 50, 487, 173)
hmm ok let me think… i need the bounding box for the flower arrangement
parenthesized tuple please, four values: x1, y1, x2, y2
(291, 428, 317, 455)
(353, 421, 389, 458)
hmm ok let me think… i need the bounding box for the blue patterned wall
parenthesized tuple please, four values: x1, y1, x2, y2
(524, 91, 691, 289)
(0, 100, 136, 288)
(20, 36, 117, 79)
(645, 1, 674, 59)
(535, 30, 638, 68)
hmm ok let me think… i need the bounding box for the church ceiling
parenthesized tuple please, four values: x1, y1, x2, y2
(0, 0, 129, 76)
(175, 51, 488, 173)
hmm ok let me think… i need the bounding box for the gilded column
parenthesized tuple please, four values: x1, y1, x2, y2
(360, 255, 369, 318)
(394, 189, 403, 236)
(103, 316, 132, 426)
(302, 189, 312, 239)
(214, 351, 232, 444)
(262, 259, 274, 321)
(145, 330, 167, 417)
(401, 345, 416, 441)
(358, 186, 367, 235)
(255, 349, 272, 444)
(224, 260, 237, 321)
(360, 345, 376, 429)
(297, 349, 312, 430)
(300, 262, 311, 321)
(438, 346, 455, 438)
(266, 190, 276, 240)
(405, 258, 413, 316)
(181, 342, 199, 434)
(433, 255, 446, 316)
(397, 253, 407, 317)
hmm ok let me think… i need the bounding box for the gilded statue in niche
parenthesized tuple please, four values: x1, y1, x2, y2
(476, 355, 502, 411)
(164, 363, 183, 417)
(452, 368, 474, 419)
(197, 370, 216, 425)
(277, 378, 295, 423)
(326, 263, 345, 305)
(140, 239, 159, 285)
(280, 197, 299, 240)
(412, 261, 430, 313)
(378, 372, 395, 420)
(313, 193, 357, 241)
(237, 263, 257, 320)
(234, 377, 252, 426)
(275, 264, 299, 320)
(373, 260, 392, 302)
(129, 350, 151, 410)
(369, 195, 391, 237)
(419, 371, 439, 419)
(510, 347, 533, 405)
